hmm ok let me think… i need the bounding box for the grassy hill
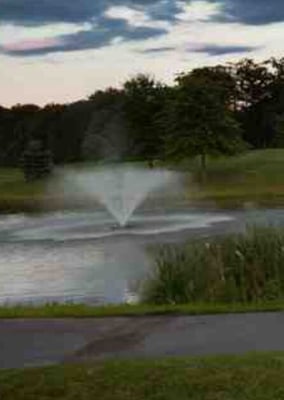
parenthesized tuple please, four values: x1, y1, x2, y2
(183, 149, 284, 207)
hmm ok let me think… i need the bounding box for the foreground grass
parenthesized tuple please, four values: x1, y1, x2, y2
(2, 301, 284, 318)
(2, 353, 284, 399)
(1, 149, 284, 212)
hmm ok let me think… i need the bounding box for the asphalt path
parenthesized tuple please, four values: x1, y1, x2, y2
(1, 312, 284, 369)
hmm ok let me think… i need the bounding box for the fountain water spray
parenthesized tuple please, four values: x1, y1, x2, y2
(62, 165, 176, 227)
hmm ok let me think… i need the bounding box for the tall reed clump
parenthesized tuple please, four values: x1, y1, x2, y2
(142, 226, 284, 304)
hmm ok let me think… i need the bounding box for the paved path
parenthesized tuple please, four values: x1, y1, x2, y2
(1, 312, 284, 369)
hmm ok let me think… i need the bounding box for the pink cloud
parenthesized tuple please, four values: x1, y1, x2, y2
(3, 37, 61, 52)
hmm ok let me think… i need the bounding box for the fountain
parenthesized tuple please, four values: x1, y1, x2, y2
(62, 165, 176, 227)
(24, 164, 235, 243)
(0, 165, 237, 307)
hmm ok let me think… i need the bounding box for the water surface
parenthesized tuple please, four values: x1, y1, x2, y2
(0, 208, 283, 305)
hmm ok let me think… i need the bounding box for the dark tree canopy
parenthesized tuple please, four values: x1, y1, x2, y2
(0, 57, 283, 168)
(163, 70, 244, 169)
(123, 74, 167, 161)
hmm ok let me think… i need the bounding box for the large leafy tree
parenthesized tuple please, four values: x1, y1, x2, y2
(231, 59, 275, 148)
(268, 58, 284, 146)
(163, 69, 244, 172)
(123, 74, 167, 162)
(232, 59, 273, 107)
(187, 65, 238, 109)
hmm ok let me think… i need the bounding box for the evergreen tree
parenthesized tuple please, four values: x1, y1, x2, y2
(21, 140, 53, 181)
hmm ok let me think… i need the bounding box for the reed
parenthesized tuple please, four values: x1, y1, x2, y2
(143, 226, 284, 304)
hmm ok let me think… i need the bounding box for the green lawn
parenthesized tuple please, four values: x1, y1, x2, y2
(182, 149, 284, 207)
(1, 149, 284, 212)
(0, 168, 46, 212)
(1, 301, 284, 318)
(188, 149, 284, 184)
(2, 353, 284, 399)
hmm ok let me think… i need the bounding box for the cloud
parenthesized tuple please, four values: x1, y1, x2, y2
(0, 0, 283, 31)
(145, 0, 184, 22)
(140, 46, 175, 53)
(1, 0, 283, 28)
(193, 44, 259, 56)
(1, 20, 166, 56)
(0, 0, 181, 26)
(177, 1, 222, 22)
(1, 1, 283, 107)
(211, 0, 284, 25)
(104, 5, 170, 29)
(0, 0, 97, 26)
(0, 0, 283, 57)
(0, 0, 173, 56)
(3, 37, 61, 52)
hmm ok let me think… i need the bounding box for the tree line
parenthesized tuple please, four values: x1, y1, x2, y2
(0, 57, 284, 168)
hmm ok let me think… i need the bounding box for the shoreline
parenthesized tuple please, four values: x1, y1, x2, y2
(1, 301, 284, 319)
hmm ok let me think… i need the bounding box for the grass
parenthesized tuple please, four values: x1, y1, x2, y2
(183, 148, 284, 207)
(2, 300, 284, 318)
(1, 149, 284, 212)
(143, 226, 284, 305)
(0, 168, 46, 212)
(2, 353, 284, 399)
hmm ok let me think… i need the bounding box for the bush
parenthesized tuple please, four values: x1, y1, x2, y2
(142, 226, 284, 304)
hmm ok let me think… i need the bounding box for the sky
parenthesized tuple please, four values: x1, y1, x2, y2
(0, 0, 284, 107)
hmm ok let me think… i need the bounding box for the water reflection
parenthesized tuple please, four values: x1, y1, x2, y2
(0, 239, 149, 305)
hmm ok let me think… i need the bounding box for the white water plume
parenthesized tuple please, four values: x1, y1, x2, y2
(61, 165, 176, 227)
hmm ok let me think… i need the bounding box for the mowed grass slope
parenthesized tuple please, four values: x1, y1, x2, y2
(1, 353, 284, 400)
(1, 149, 284, 211)
(187, 149, 284, 206)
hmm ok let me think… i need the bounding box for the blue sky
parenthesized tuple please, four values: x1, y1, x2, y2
(0, 0, 283, 106)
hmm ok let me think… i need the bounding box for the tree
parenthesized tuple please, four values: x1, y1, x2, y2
(50, 100, 93, 164)
(163, 70, 244, 175)
(230, 58, 284, 148)
(83, 89, 129, 162)
(229, 59, 276, 148)
(232, 59, 273, 108)
(268, 58, 284, 147)
(21, 140, 53, 181)
(1, 56, 284, 169)
(0, 104, 41, 167)
(273, 114, 284, 147)
(123, 74, 166, 163)
(183, 65, 238, 110)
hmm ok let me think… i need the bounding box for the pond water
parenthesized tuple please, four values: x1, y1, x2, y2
(1, 207, 284, 305)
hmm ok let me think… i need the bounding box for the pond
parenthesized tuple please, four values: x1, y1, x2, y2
(1, 207, 284, 305)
